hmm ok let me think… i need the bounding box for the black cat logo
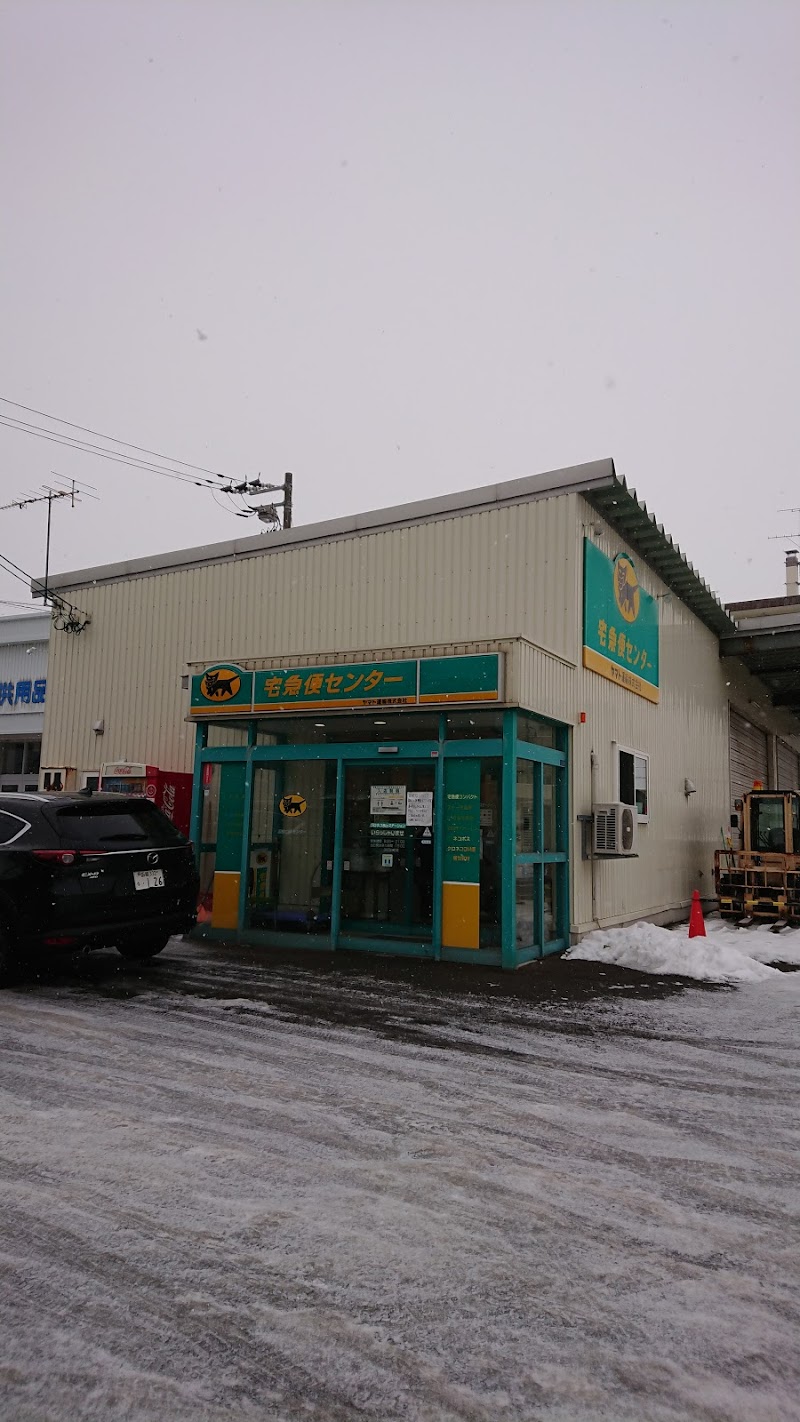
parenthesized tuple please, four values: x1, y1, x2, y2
(279, 794, 307, 818)
(614, 557, 640, 623)
(201, 667, 242, 701)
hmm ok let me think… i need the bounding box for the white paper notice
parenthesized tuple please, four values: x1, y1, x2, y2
(370, 785, 407, 816)
(406, 790, 433, 827)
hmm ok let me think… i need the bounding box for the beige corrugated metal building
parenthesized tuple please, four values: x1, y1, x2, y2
(37, 459, 800, 964)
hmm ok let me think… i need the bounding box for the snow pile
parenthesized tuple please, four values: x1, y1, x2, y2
(565, 918, 783, 984)
(710, 917, 800, 966)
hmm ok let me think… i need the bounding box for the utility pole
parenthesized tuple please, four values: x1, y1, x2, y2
(218, 471, 294, 530)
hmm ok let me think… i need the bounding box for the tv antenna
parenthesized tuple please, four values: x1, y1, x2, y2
(0, 474, 98, 609)
(769, 508, 800, 541)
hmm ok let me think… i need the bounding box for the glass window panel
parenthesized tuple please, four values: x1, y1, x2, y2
(517, 713, 558, 749)
(515, 863, 535, 948)
(619, 748, 648, 818)
(256, 712, 441, 745)
(200, 762, 221, 846)
(751, 797, 786, 853)
(543, 764, 558, 852)
(198, 851, 216, 922)
(24, 741, 41, 773)
(206, 724, 250, 747)
(0, 742, 24, 775)
(516, 760, 535, 855)
(194, 766, 222, 921)
(544, 863, 558, 942)
(634, 756, 648, 817)
(445, 712, 504, 740)
(479, 761, 502, 948)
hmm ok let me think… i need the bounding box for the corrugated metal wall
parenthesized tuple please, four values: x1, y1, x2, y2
(776, 737, 799, 790)
(42, 495, 577, 777)
(729, 709, 770, 802)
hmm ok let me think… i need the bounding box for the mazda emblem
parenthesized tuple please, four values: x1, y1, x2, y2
(147, 852, 160, 866)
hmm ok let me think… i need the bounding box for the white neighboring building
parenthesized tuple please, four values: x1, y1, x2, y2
(0, 612, 50, 792)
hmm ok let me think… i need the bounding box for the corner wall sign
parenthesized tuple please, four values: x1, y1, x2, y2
(583, 539, 659, 703)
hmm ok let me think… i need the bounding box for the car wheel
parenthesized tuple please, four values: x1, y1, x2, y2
(115, 933, 171, 961)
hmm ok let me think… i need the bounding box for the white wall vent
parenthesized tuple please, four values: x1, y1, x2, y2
(593, 802, 637, 856)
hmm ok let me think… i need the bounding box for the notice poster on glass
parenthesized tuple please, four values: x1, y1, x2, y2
(406, 791, 433, 827)
(370, 785, 406, 816)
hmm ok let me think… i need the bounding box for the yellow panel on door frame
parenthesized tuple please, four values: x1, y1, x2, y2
(211, 871, 241, 930)
(442, 880, 480, 950)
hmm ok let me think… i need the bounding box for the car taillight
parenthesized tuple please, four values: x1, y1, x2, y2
(32, 849, 109, 865)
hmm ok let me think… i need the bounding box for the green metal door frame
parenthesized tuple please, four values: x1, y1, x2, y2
(190, 709, 571, 966)
(514, 731, 569, 960)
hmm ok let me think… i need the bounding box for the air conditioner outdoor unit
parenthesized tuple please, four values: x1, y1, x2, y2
(593, 802, 637, 856)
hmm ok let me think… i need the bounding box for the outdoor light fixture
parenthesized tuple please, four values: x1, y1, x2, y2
(374, 719, 387, 725)
(684, 778, 697, 797)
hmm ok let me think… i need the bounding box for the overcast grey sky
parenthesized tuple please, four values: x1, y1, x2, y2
(1, 0, 798, 615)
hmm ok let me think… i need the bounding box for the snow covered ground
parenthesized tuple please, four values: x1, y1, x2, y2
(566, 914, 800, 983)
(0, 938, 799, 1422)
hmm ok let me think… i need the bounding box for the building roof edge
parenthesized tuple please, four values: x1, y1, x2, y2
(34, 458, 617, 593)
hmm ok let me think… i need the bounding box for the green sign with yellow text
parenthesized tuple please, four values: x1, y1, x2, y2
(583, 539, 659, 703)
(253, 660, 417, 711)
(190, 654, 502, 716)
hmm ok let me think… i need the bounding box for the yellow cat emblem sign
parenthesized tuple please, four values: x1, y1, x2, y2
(279, 793, 307, 817)
(200, 666, 242, 702)
(613, 555, 640, 624)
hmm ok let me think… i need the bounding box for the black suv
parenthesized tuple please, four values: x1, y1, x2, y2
(0, 792, 199, 979)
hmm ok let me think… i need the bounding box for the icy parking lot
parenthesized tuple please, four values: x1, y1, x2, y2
(1, 937, 799, 1422)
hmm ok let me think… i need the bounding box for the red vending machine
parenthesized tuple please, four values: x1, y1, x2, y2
(99, 762, 194, 837)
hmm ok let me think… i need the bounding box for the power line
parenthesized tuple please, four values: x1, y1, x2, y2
(0, 394, 235, 482)
(0, 414, 218, 488)
(0, 399, 294, 526)
(0, 414, 282, 519)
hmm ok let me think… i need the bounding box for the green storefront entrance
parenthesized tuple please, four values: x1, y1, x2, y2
(188, 656, 569, 968)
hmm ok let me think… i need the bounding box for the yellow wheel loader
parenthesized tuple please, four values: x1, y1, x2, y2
(715, 790, 800, 925)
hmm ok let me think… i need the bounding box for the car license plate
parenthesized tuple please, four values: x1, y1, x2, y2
(134, 869, 165, 890)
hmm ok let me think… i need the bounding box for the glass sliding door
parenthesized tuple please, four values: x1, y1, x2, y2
(245, 760, 337, 933)
(341, 763, 435, 940)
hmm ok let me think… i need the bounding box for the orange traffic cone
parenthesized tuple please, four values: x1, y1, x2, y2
(688, 889, 706, 938)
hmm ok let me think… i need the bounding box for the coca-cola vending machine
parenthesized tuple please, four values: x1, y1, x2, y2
(99, 762, 193, 837)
